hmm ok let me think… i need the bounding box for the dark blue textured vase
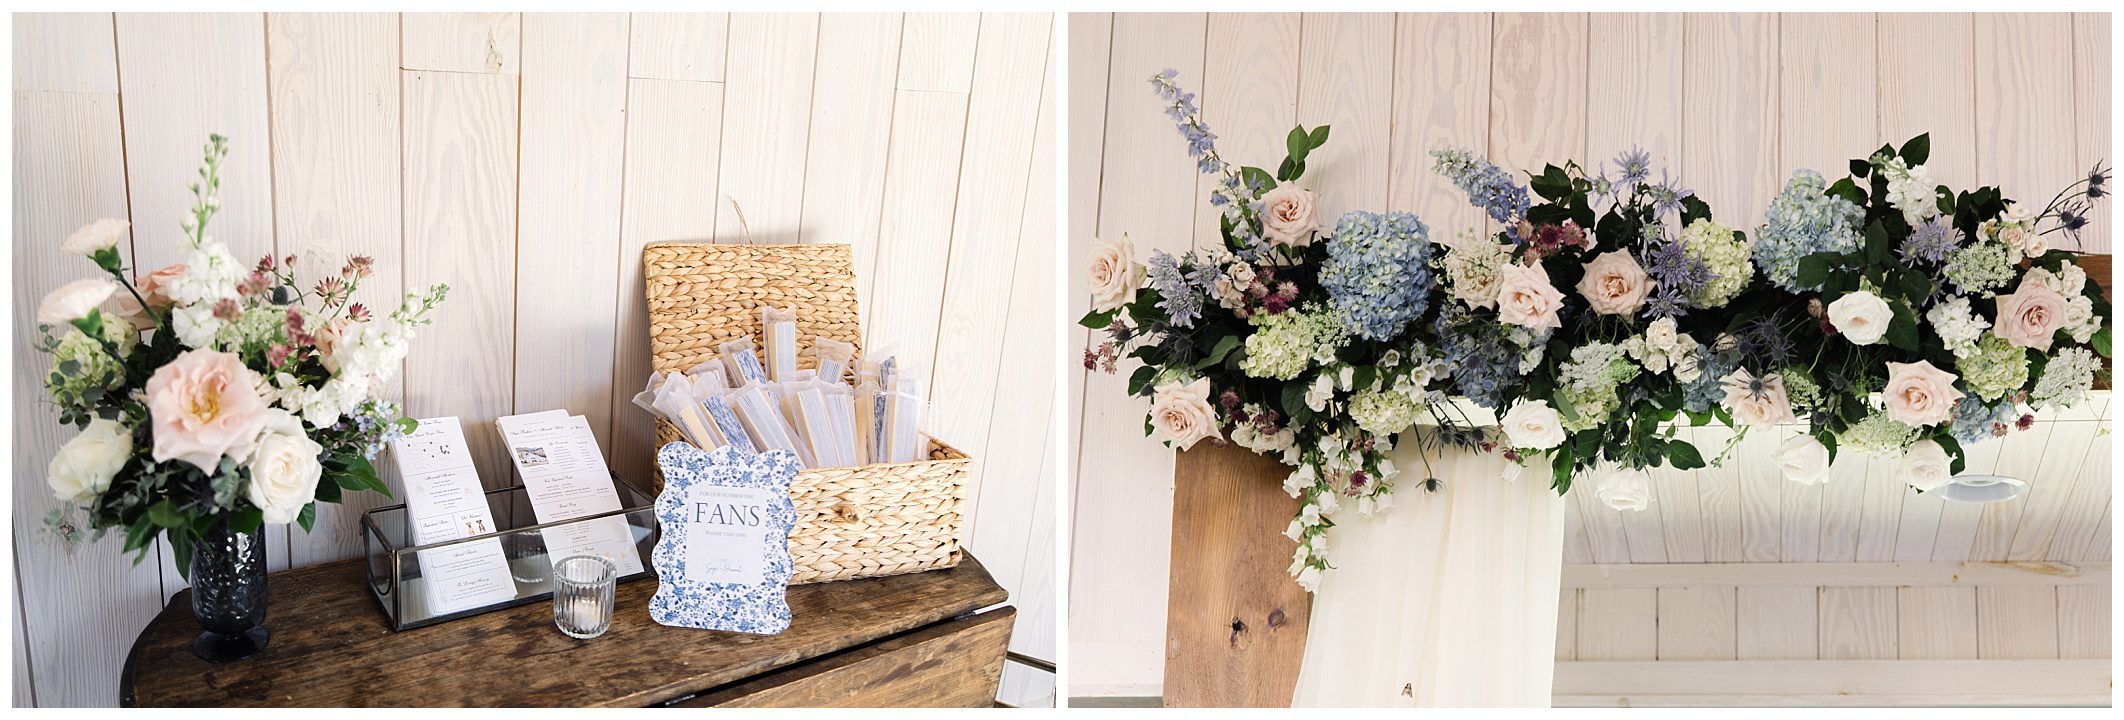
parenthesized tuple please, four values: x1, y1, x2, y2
(189, 524, 269, 662)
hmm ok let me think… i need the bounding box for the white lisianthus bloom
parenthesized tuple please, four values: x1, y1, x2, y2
(1594, 466, 1653, 511)
(246, 410, 324, 525)
(48, 418, 132, 503)
(37, 278, 120, 326)
(1900, 439, 1954, 492)
(1827, 290, 1893, 346)
(62, 218, 129, 256)
(1776, 434, 1832, 485)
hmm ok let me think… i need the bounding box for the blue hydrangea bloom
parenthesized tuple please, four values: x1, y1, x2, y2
(1319, 211, 1433, 341)
(1755, 169, 1866, 291)
(1949, 396, 2017, 446)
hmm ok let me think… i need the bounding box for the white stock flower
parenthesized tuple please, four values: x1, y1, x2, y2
(171, 303, 226, 349)
(164, 241, 246, 305)
(48, 418, 131, 503)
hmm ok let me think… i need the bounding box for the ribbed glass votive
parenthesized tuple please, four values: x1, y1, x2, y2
(552, 555, 617, 639)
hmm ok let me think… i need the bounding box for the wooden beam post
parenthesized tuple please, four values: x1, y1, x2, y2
(1162, 443, 1312, 707)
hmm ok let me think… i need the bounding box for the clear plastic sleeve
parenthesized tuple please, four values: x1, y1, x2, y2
(685, 358, 730, 390)
(730, 383, 814, 467)
(718, 336, 769, 385)
(811, 337, 856, 384)
(760, 306, 799, 382)
(884, 377, 926, 463)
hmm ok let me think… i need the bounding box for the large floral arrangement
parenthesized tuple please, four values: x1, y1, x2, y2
(1083, 72, 2111, 590)
(33, 135, 447, 578)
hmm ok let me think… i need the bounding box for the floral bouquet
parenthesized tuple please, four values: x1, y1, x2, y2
(34, 135, 447, 580)
(1754, 136, 2111, 490)
(1083, 71, 2110, 590)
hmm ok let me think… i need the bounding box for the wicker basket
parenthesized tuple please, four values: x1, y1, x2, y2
(643, 242, 969, 585)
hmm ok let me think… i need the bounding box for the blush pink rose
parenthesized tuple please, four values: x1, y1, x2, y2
(1575, 250, 1653, 315)
(146, 349, 272, 473)
(1150, 377, 1221, 450)
(1718, 368, 1797, 427)
(1991, 281, 2068, 351)
(1494, 263, 1565, 329)
(112, 263, 187, 331)
(1258, 182, 1320, 247)
(1881, 360, 1964, 427)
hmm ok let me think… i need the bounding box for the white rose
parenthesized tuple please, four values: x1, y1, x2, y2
(1776, 434, 1831, 486)
(1900, 439, 1953, 492)
(48, 418, 132, 503)
(1500, 400, 1566, 450)
(1827, 291, 1893, 346)
(1148, 377, 1220, 450)
(1259, 182, 1321, 247)
(37, 278, 119, 325)
(62, 218, 129, 256)
(1594, 466, 1653, 512)
(1084, 235, 1144, 313)
(246, 410, 324, 524)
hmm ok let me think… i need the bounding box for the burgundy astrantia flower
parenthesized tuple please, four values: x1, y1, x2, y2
(266, 343, 293, 368)
(2016, 414, 2036, 431)
(346, 302, 371, 322)
(212, 298, 241, 321)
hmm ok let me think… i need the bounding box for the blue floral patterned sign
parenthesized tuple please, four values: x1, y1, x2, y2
(650, 442, 798, 634)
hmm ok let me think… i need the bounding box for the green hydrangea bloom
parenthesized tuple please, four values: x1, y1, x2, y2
(1241, 305, 1348, 381)
(1958, 332, 2029, 402)
(1348, 388, 1424, 436)
(1679, 218, 1754, 308)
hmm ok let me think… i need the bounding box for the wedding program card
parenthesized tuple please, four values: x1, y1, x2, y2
(649, 442, 797, 634)
(388, 417, 520, 616)
(496, 410, 644, 575)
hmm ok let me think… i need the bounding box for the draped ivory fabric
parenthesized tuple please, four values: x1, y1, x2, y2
(1291, 441, 1567, 707)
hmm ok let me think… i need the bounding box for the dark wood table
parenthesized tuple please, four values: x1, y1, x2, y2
(121, 553, 1013, 707)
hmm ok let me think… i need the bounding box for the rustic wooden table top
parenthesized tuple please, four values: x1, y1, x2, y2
(122, 553, 1006, 707)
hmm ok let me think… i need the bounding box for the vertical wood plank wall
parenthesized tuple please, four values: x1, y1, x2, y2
(1067, 12, 2112, 698)
(12, 12, 1056, 707)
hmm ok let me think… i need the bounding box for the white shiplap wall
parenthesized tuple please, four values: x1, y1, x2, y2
(1067, 11, 2113, 699)
(11, 11, 1055, 707)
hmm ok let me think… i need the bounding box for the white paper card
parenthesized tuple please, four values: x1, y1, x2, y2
(681, 484, 776, 586)
(389, 417, 520, 616)
(496, 412, 644, 575)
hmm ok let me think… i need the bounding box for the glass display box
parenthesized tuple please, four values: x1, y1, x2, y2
(361, 477, 659, 631)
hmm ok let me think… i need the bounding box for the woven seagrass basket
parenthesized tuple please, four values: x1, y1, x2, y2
(642, 242, 968, 585)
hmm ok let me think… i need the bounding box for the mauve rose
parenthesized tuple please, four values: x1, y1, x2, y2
(1881, 360, 1964, 427)
(1259, 182, 1320, 247)
(1150, 377, 1221, 450)
(1575, 250, 1653, 316)
(1991, 281, 2067, 351)
(146, 349, 272, 473)
(1494, 263, 1564, 329)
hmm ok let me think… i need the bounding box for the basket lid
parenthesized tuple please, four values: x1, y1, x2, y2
(642, 242, 863, 375)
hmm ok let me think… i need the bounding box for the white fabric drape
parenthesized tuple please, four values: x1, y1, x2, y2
(1291, 442, 1567, 708)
